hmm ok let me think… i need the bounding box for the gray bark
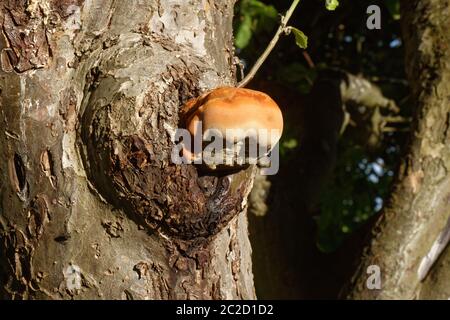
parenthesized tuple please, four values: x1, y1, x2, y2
(0, 0, 256, 300)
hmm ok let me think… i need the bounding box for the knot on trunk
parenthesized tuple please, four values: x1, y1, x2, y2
(79, 62, 254, 240)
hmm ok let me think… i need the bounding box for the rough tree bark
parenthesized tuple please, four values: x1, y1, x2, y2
(347, 0, 450, 299)
(0, 0, 257, 300)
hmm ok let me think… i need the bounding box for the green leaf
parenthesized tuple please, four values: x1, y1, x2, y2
(384, 0, 400, 20)
(235, 14, 253, 49)
(290, 27, 308, 49)
(247, 0, 277, 19)
(276, 62, 317, 93)
(325, 0, 339, 11)
(234, 0, 278, 49)
(282, 138, 298, 150)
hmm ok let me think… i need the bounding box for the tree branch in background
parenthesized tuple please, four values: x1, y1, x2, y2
(238, 0, 301, 88)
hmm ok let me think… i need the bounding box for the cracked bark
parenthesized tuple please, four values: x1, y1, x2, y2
(0, 0, 256, 300)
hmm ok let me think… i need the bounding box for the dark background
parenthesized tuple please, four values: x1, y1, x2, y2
(234, 0, 411, 298)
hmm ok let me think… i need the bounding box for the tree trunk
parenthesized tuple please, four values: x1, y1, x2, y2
(0, 0, 256, 300)
(347, 0, 450, 299)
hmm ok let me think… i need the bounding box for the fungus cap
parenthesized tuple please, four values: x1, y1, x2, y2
(182, 87, 283, 148)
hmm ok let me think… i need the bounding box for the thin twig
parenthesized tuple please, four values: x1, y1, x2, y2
(237, 0, 301, 88)
(302, 51, 315, 68)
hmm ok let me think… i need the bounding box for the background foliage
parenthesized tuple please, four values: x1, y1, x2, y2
(234, 0, 409, 252)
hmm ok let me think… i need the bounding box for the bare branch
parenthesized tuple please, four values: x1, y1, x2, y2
(237, 0, 301, 88)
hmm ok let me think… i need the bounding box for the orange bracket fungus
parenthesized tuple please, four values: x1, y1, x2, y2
(179, 87, 284, 171)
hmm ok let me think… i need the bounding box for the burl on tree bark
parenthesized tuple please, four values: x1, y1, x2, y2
(0, 0, 257, 299)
